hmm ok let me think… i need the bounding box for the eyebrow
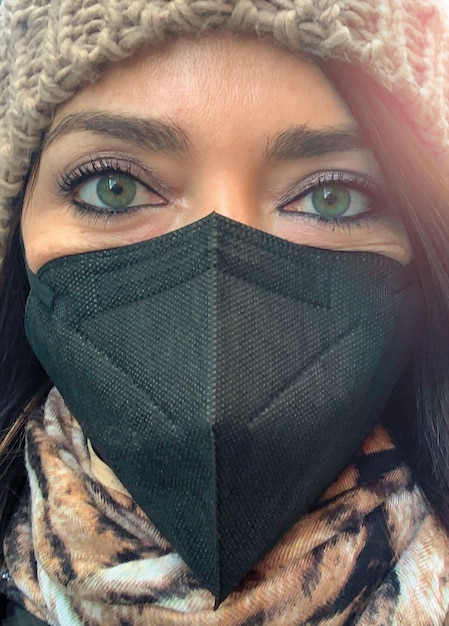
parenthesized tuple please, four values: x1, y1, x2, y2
(42, 112, 191, 155)
(42, 112, 365, 161)
(265, 125, 366, 160)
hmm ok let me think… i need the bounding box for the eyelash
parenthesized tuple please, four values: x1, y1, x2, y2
(56, 159, 384, 231)
(56, 157, 166, 217)
(277, 170, 385, 231)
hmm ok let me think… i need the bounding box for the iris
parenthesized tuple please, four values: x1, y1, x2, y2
(96, 175, 137, 209)
(312, 186, 351, 218)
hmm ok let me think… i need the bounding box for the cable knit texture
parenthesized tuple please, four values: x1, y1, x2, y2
(0, 0, 448, 258)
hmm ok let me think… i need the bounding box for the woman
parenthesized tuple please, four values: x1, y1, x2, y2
(1, 0, 449, 624)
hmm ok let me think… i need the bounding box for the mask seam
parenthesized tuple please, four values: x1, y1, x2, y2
(247, 322, 360, 428)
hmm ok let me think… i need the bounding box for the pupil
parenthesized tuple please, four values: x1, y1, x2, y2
(323, 189, 338, 205)
(109, 179, 124, 196)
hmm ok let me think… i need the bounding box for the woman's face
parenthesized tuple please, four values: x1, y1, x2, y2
(21, 35, 412, 272)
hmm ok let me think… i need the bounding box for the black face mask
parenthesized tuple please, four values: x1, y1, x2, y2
(25, 213, 424, 603)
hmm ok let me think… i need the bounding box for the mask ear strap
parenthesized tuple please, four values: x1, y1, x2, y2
(20, 237, 56, 310)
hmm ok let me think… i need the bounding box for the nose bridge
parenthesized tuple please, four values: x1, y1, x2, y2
(208, 184, 255, 226)
(194, 162, 263, 229)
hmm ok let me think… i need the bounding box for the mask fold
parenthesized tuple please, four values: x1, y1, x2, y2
(25, 213, 424, 601)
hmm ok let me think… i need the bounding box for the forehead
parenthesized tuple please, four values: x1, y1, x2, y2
(51, 34, 355, 140)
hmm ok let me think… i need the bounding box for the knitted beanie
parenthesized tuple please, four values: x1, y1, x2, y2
(0, 0, 448, 259)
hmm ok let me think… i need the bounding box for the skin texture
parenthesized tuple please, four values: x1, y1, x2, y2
(21, 34, 412, 272)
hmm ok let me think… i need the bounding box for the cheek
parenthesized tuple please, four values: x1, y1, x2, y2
(365, 217, 413, 265)
(20, 200, 49, 273)
(21, 198, 174, 273)
(21, 199, 89, 273)
(274, 215, 413, 265)
(21, 222, 63, 275)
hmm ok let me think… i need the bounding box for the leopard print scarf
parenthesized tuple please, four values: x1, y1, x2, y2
(3, 388, 449, 625)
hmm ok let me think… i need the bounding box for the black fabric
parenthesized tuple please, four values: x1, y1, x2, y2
(0, 597, 49, 626)
(24, 213, 424, 601)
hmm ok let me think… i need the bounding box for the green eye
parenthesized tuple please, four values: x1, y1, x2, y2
(67, 161, 168, 216)
(280, 173, 377, 223)
(96, 175, 137, 210)
(311, 186, 351, 218)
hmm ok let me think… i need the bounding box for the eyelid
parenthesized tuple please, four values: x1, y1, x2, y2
(56, 155, 170, 200)
(277, 169, 384, 208)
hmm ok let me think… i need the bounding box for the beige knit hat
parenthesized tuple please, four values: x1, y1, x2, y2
(0, 0, 448, 258)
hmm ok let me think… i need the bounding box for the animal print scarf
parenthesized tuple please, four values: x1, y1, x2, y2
(3, 388, 449, 625)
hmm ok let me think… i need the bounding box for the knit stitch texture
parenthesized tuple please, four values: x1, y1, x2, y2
(0, 0, 448, 258)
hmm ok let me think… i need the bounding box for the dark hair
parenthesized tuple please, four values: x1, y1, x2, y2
(1, 59, 449, 558)
(0, 219, 50, 543)
(326, 60, 449, 523)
